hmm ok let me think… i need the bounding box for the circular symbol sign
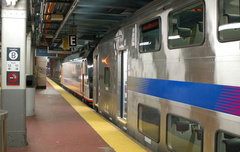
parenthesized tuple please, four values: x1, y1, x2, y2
(8, 72, 18, 82)
(9, 51, 18, 60)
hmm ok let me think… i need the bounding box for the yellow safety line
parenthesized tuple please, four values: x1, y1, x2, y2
(47, 78, 149, 152)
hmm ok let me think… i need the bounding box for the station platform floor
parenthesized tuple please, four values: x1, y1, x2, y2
(7, 78, 151, 152)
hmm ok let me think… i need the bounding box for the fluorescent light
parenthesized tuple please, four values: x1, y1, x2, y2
(6, 0, 18, 6)
(88, 65, 93, 68)
(219, 23, 240, 31)
(168, 35, 181, 40)
(139, 41, 152, 46)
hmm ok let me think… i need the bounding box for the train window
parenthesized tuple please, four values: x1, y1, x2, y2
(138, 104, 160, 142)
(167, 114, 203, 152)
(139, 18, 161, 53)
(216, 131, 240, 152)
(104, 67, 110, 86)
(218, 0, 240, 41)
(168, 1, 204, 48)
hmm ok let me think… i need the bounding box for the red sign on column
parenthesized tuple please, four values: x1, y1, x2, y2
(7, 72, 20, 85)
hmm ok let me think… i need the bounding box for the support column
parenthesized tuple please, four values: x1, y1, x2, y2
(1, 0, 27, 146)
(36, 57, 47, 89)
(26, 32, 34, 75)
(26, 32, 35, 116)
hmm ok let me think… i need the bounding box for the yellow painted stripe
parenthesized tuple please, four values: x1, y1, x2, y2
(47, 78, 149, 152)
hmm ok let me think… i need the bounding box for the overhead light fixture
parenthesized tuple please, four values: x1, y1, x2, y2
(45, 35, 54, 38)
(70, 25, 77, 34)
(51, 14, 64, 21)
(69, 14, 77, 34)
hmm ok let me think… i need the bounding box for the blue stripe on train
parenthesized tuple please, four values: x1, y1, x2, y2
(128, 77, 240, 116)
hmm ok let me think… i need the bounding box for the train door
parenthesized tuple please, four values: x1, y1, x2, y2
(80, 61, 84, 94)
(94, 55, 99, 107)
(82, 60, 87, 94)
(119, 50, 128, 120)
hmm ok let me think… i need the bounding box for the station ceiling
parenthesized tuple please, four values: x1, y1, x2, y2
(28, 0, 154, 52)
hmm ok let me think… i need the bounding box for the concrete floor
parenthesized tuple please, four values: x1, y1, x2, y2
(7, 81, 113, 152)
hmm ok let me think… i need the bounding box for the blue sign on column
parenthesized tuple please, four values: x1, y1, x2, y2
(6, 47, 20, 85)
(7, 47, 20, 61)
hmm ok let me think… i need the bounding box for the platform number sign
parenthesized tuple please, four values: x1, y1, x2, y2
(6, 47, 20, 85)
(69, 34, 77, 47)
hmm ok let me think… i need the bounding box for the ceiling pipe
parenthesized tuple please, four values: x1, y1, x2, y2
(29, 0, 35, 33)
(45, 2, 55, 33)
(46, 2, 54, 21)
(52, 0, 79, 45)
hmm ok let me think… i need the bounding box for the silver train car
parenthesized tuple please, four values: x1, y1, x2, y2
(61, 43, 96, 106)
(92, 0, 240, 151)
